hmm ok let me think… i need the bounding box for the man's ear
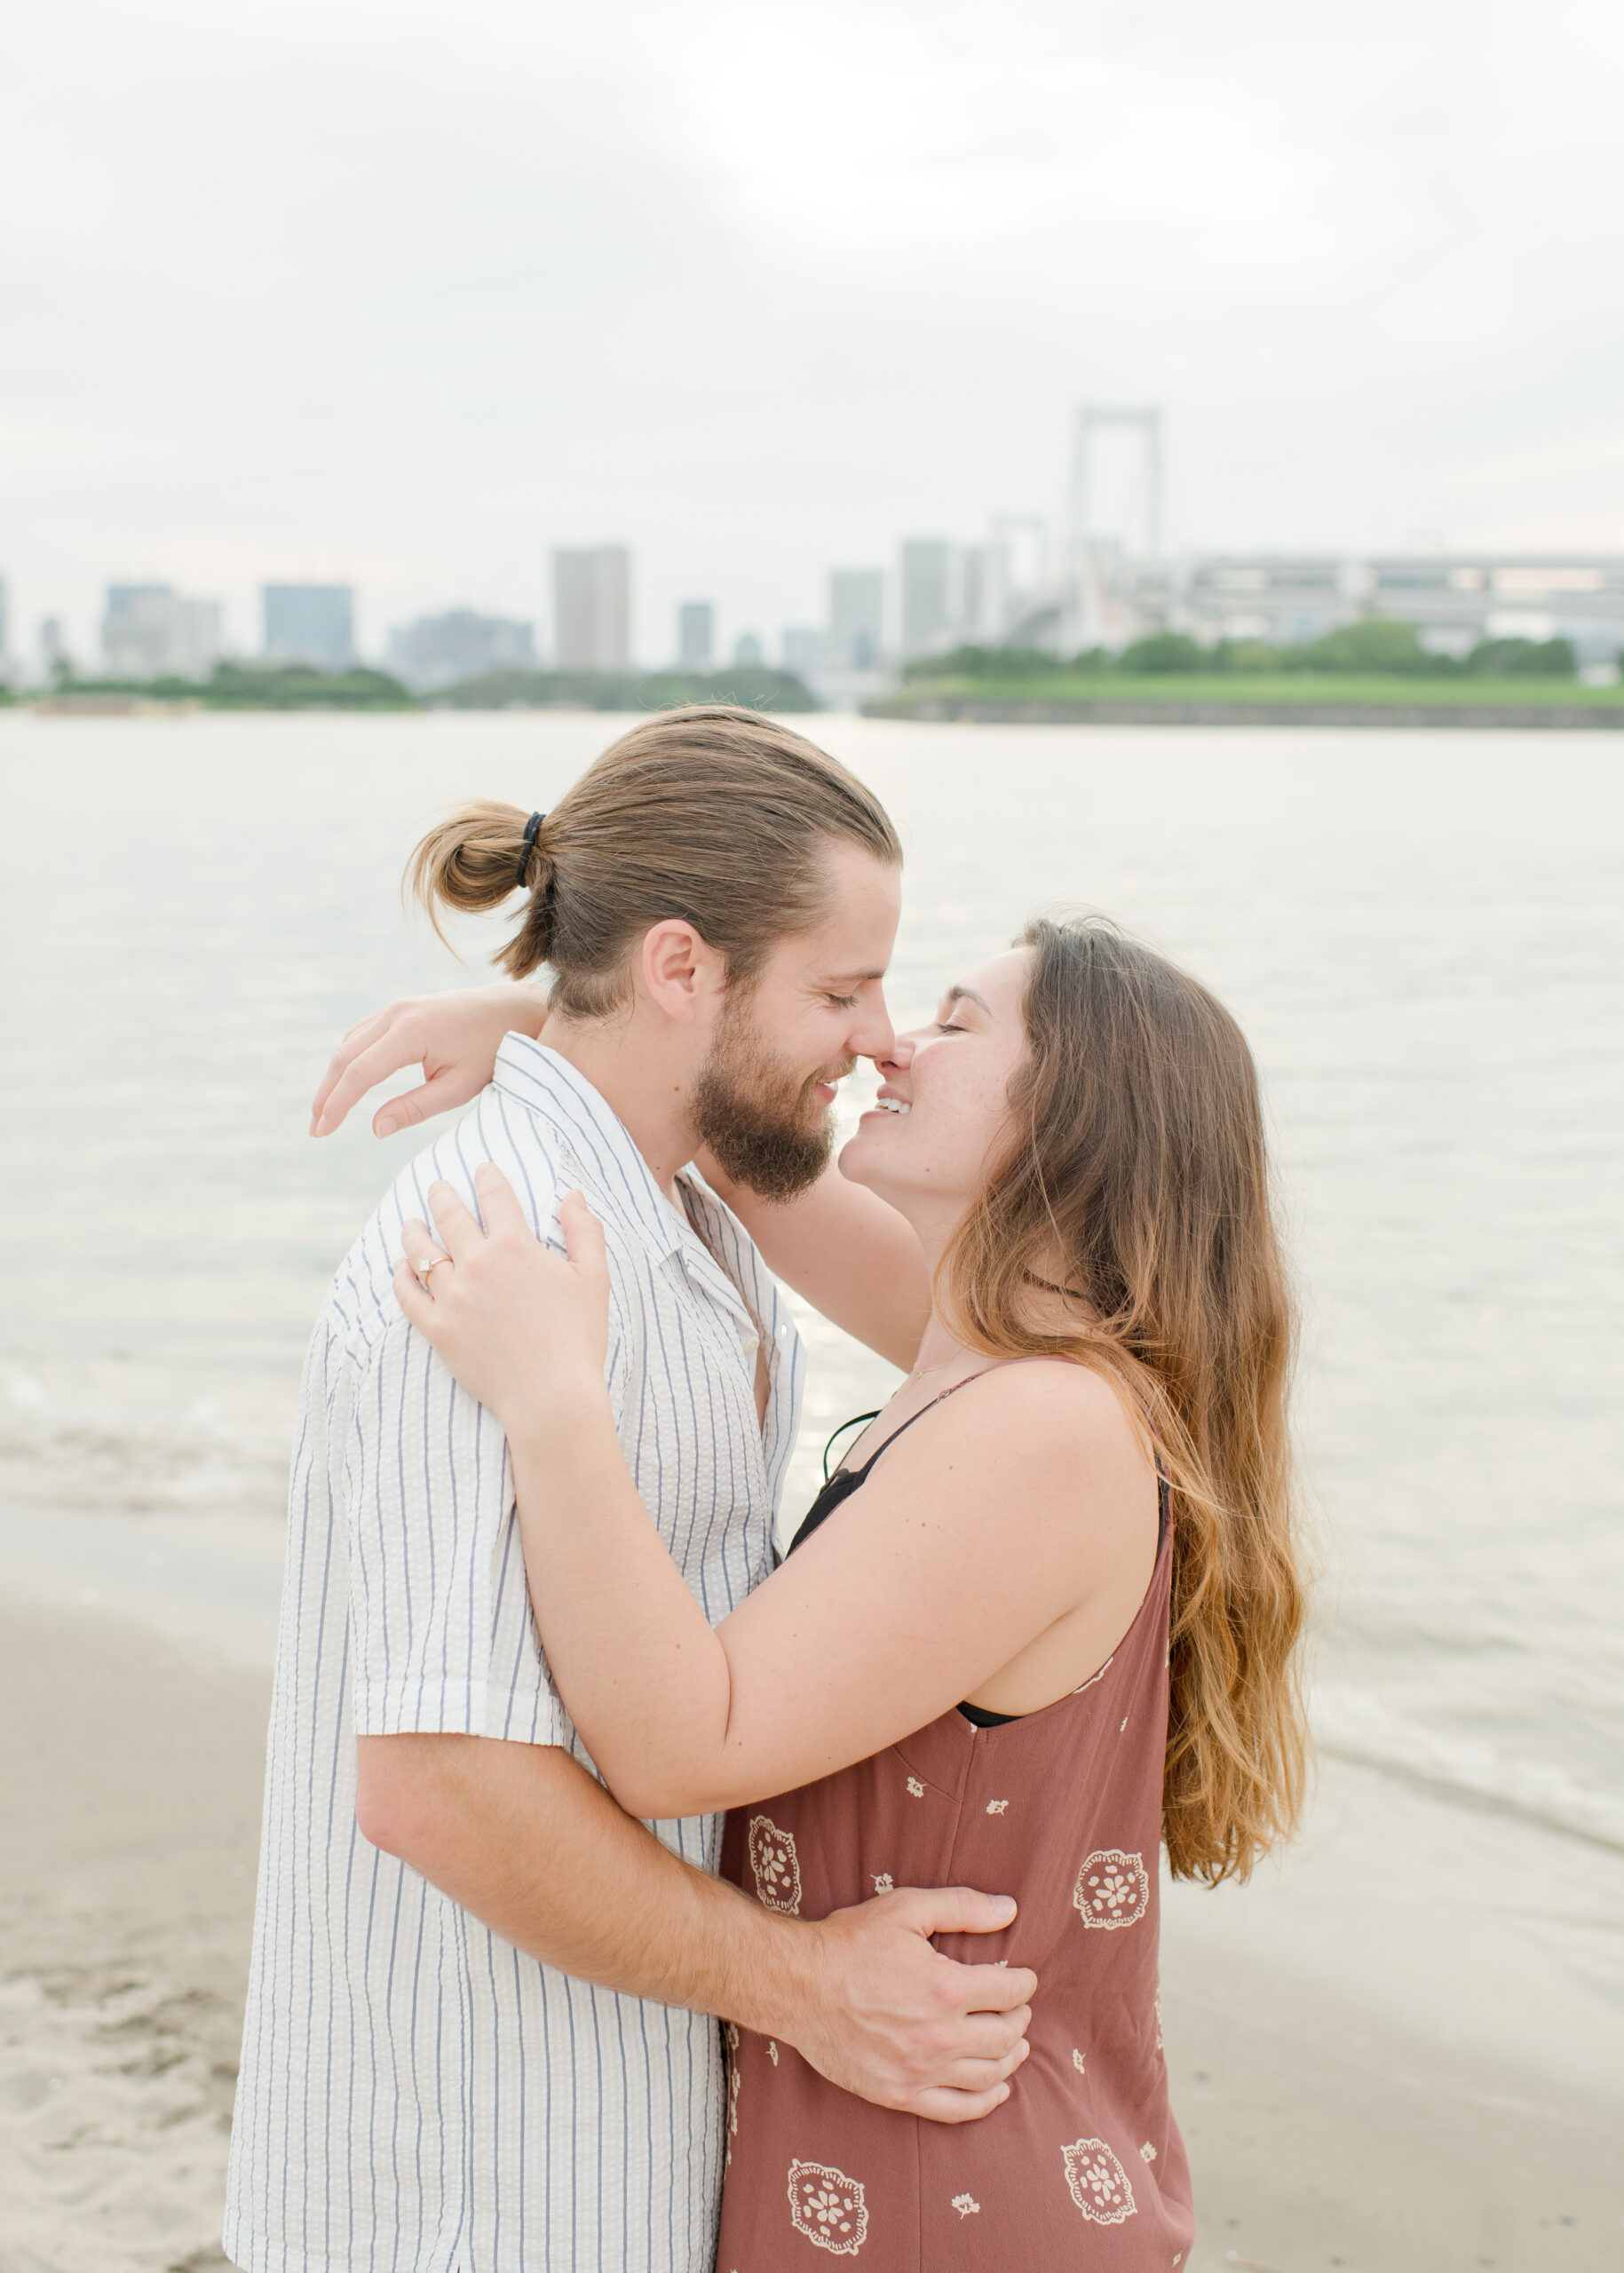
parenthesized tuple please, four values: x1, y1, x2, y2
(638, 920, 727, 1024)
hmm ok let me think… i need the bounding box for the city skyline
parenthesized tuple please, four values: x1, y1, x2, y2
(10, 527, 1622, 693)
(12, 398, 1624, 685)
(4, 1, 1622, 669)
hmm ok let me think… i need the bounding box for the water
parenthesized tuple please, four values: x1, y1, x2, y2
(3, 709, 1620, 1855)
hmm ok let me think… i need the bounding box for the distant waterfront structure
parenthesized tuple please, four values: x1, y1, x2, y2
(553, 546, 630, 670)
(1087, 552, 1624, 668)
(39, 616, 67, 678)
(907, 403, 1624, 669)
(780, 627, 828, 678)
(732, 630, 764, 667)
(263, 583, 354, 669)
(386, 608, 535, 691)
(1068, 407, 1165, 645)
(780, 573, 893, 709)
(829, 569, 884, 669)
(958, 519, 1047, 645)
(102, 584, 224, 678)
(899, 540, 955, 659)
(677, 601, 714, 669)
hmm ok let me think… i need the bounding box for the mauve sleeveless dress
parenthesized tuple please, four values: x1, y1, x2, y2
(715, 1474, 1192, 2270)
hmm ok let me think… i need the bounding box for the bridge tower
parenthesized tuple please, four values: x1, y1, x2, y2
(1066, 405, 1165, 646)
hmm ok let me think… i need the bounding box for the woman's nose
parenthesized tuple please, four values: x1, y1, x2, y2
(876, 1034, 916, 1073)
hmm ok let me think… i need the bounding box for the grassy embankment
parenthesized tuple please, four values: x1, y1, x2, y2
(870, 623, 1624, 721)
(871, 670, 1624, 711)
(32, 662, 413, 709)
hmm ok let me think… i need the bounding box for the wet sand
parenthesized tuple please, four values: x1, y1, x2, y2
(1, 1597, 1619, 2272)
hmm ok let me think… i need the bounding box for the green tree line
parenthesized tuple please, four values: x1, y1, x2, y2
(20, 660, 816, 714)
(906, 620, 1595, 682)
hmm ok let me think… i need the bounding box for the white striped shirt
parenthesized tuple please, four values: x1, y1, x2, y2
(225, 1039, 805, 2273)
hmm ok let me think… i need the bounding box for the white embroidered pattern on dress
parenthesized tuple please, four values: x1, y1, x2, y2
(788, 2158, 869, 2255)
(951, 2194, 980, 2218)
(986, 1799, 1009, 1815)
(748, 1816, 803, 1913)
(1154, 1993, 1163, 2052)
(1071, 2047, 1087, 2077)
(1061, 2138, 1137, 2226)
(1140, 2141, 1157, 2162)
(767, 2039, 780, 2065)
(906, 1776, 925, 1798)
(872, 1873, 893, 1895)
(1072, 1849, 1151, 1930)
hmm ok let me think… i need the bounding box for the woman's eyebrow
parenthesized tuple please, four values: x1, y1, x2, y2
(943, 984, 993, 1013)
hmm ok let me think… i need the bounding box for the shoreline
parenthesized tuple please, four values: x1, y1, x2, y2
(2, 1584, 1620, 2271)
(863, 693, 1624, 728)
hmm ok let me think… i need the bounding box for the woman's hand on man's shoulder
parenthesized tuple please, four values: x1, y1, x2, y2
(311, 982, 548, 1139)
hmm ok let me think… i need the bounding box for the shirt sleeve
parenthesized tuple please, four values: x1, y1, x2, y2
(345, 1312, 573, 1744)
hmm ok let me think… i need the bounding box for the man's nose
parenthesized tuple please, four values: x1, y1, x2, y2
(867, 1032, 915, 1073)
(851, 996, 899, 1064)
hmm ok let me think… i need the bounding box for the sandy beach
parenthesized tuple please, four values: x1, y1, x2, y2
(0, 1602, 262, 2273)
(2, 1586, 1618, 2273)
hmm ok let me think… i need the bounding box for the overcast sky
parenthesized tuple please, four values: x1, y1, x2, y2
(5, 0, 1623, 664)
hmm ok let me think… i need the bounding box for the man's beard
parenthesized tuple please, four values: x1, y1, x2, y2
(693, 999, 850, 1203)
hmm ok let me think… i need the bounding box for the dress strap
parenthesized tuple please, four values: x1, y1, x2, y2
(828, 1358, 1052, 1485)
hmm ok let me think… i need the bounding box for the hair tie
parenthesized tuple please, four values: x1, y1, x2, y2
(518, 811, 545, 887)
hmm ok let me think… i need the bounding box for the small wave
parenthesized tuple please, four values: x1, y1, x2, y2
(0, 1361, 289, 1519)
(1311, 1683, 1624, 1855)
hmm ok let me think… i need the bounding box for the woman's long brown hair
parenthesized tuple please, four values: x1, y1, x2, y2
(940, 917, 1309, 1882)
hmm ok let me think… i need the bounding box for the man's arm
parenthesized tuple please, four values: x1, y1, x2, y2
(356, 1732, 1034, 2125)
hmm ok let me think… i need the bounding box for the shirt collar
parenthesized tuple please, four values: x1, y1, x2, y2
(491, 1034, 687, 1267)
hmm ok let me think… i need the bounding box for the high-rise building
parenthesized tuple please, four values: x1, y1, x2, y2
(958, 545, 1001, 641)
(0, 576, 10, 677)
(39, 616, 67, 677)
(677, 601, 714, 669)
(102, 584, 224, 678)
(104, 585, 170, 674)
(829, 569, 885, 669)
(263, 583, 355, 669)
(899, 540, 956, 658)
(780, 627, 828, 678)
(386, 609, 536, 691)
(553, 547, 630, 671)
(732, 630, 764, 667)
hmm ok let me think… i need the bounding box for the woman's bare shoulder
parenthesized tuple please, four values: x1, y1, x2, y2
(906, 1356, 1149, 1484)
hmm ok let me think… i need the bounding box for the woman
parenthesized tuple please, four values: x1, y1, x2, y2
(327, 917, 1306, 2268)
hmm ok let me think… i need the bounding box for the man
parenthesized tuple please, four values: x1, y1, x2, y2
(224, 709, 1034, 2273)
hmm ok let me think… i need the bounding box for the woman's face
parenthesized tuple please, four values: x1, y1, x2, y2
(838, 946, 1033, 1219)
